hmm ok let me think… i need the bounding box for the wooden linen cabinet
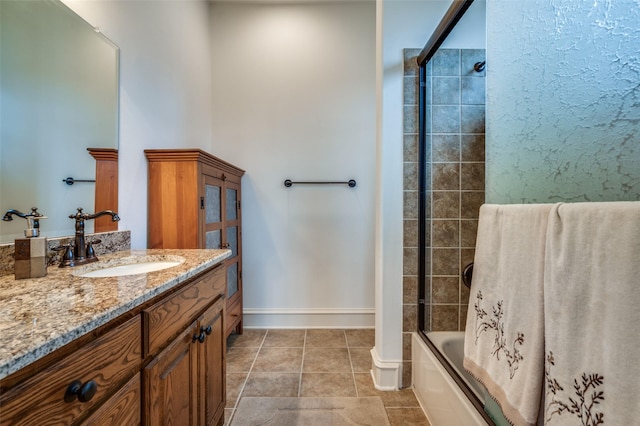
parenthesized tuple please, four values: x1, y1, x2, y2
(145, 149, 245, 338)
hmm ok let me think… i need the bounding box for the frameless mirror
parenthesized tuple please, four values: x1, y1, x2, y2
(0, 0, 119, 244)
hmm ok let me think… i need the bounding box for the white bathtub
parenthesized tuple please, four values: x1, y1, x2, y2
(427, 331, 485, 399)
(412, 332, 490, 426)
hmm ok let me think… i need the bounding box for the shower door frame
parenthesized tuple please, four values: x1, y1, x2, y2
(415, 1, 491, 422)
(416, 0, 474, 335)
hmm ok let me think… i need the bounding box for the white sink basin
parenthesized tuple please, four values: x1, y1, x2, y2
(74, 256, 185, 278)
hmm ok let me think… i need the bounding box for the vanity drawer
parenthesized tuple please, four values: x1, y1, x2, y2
(82, 372, 141, 426)
(0, 315, 142, 426)
(144, 265, 225, 356)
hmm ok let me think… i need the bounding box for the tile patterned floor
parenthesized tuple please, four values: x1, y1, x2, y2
(225, 329, 430, 425)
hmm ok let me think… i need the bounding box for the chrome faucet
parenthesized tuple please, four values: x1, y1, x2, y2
(65, 208, 120, 266)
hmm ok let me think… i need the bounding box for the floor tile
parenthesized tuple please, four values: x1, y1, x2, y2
(346, 328, 375, 347)
(305, 329, 347, 347)
(242, 372, 301, 397)
(227, 329, 266, 348)
(225, 329, 431, 425)
(252, 347, 303, 372)
(226, 346, 258, 372)
(300, 372, 356, 397)
(349, 347, 373, 373)
(354, 373, 420, 407)
(263, 329, 306, 347)
(303, 347, 351, 372)
(223, 408, 234, 426)
(386, 407, 431, 425)
(225, 372, 247, 408)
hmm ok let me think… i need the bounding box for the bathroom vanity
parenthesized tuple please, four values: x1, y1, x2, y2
(0, 248, 231, 425)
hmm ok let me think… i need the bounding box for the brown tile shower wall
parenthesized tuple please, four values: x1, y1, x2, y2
(402, 48, 485, 387)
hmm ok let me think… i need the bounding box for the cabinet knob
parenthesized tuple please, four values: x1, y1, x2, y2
(192, 332, 206, 343)
(221, 243, 230, 249)
(64, 379, 97, 403)
(204, 325, 212, 336)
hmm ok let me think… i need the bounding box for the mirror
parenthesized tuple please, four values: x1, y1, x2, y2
(0, 0, 119, 244)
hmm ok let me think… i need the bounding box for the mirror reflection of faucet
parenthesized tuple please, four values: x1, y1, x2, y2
(59, 208, 120, 268)
(2, 207, 47, 237)
(2, 207, 49, 279)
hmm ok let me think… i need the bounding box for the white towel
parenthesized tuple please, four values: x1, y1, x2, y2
(543, 201, 640, 425)
(464, 204, 552, 426)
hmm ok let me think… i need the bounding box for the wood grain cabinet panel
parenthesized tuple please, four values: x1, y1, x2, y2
(145, 149, 245, 338)
(199, 299, 226, 426)
(144, 297, 226, 426)
(144, 321, 199, 426)
(0, 316, 142, 425)
(144, 265, 225, 356)
(82, 372, 141, 426)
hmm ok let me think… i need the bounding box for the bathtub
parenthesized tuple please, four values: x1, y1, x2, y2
(413, 332, 503, 426)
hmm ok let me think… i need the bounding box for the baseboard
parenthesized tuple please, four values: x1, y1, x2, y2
(242, 308, 375, 329)
(370, 346, 401, 391)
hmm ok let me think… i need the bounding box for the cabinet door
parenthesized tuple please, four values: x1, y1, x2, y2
(202, 175, 224, 250)
(144, 322, 199, 426)
(223, 181, 241, 300)
(198, 300, 225, 426)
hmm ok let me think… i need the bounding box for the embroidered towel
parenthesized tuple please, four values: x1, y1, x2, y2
(464, 204, 552, 426)
(543, 202, 640, 425)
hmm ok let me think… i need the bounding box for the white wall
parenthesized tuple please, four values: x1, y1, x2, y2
(210, 1, 376, 328)
(63, 0, 213, 249)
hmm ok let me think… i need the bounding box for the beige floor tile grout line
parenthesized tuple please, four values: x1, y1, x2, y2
(345, 330, 360, 398)
(228, 331, 268, 424)
(297, 329, 307, 397)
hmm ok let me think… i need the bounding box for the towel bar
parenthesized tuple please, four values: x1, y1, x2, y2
(63, 177, 96, 185)
(284, 179, 356, 188)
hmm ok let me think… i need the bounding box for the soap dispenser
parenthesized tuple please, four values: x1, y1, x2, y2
(2, 207, 48, 279)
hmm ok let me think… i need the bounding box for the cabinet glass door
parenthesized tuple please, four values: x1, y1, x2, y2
(224, 182, 241, 299)
(203, 175, 223, 249)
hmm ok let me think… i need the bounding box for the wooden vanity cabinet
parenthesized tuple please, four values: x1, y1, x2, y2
(0, 315, 142, 426)
(143, 264, 226, 426)
(145, 149, 245, 338)
(0, 263, 226, 426)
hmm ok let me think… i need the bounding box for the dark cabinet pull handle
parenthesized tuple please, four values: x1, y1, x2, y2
(192, 325, 213, 343)
(64, 379, 97, 403)
(192, 332, 205, 343)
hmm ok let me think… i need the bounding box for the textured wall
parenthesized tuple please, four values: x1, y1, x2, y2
(486, 0, 640, 203)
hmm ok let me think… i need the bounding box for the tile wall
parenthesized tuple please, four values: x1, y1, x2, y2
(402, 48, 485, 387)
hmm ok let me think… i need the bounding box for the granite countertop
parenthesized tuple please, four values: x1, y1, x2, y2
(0, 248, 231, 380)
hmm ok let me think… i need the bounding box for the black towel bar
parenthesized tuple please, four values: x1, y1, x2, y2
(284, 179, 356, 188)
(63, 177, 96, 185)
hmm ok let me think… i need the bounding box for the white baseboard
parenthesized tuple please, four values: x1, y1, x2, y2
(243, 308, 375, 329)
(370, 346, 401, 390)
